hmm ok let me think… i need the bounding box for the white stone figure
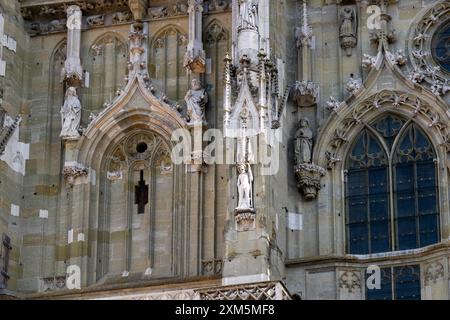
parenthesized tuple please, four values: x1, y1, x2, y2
(295, 118, 313, 165)
(237, 163, 253, 210)
(60, 87, 81, 139)
(238, 0, 258, 30)
(185, 78, 208, 125)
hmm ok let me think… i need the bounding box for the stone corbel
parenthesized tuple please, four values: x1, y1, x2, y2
(63, 164, 88, 186)
(295, 163, 325, 200)
(292, 81, 320, 107)
(235, 210, 256, 232)
(128, 0, 148, 21)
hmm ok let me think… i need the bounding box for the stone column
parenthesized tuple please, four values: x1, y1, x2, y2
(63, 5, 83, 87)
(184, 0, 206, 77)
(222, 0, 283, 286)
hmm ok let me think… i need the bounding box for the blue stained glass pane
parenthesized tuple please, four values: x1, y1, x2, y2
(431, 20, 450, 73)
(372, 115, 405, 149)
(348, 222, 369, 254)
(394, 265, 421, 300)
(347, 130, 388, 254)
(367, 268, 392, 300)
(394, 125, 438, 250)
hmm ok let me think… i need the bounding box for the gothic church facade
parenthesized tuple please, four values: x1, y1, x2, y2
(0, 0, 449, 300)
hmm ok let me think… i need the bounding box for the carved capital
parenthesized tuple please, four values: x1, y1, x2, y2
(295, 163, 325, 200)
(63, 164, 88, 186)
(292, 81, 320, 107)
(234, 208, 256, 232)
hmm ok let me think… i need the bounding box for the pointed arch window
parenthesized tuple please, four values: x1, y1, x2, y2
(346, 115, 439, 254)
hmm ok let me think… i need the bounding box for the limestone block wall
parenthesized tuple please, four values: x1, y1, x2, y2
(0, 0, 31, 291)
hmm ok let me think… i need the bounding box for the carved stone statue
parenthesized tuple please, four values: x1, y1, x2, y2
(60, 87, 81, 139)
(339, 7, 357, 56)
(237, 163, 253, 210)
(238, 0, 258, 30)
(295, 118, 313, 165)
(185, 78, 208, 125)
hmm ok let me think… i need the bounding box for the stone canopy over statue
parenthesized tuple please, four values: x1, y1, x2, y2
(185, 78, 208, 125)
(60, 86, 81, 139)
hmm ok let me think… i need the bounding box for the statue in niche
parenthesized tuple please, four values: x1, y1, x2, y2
(237, 163, 253, 210)
(60, 86, 81, 139)
(339, 7, 357, 56)
(295, 118, 313, 165)
(238, 0, 258, 30)
(185, 78, 208, 125)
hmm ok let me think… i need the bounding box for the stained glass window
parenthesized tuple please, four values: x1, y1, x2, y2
(346, 116, 439, 254)
(347, 130, 389, 254)
(431, 20, 450, 73)
(366, 265, 421, 300)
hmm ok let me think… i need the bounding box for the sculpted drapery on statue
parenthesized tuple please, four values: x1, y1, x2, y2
(339, 7, 357, 56)
(238, 0, 258, 30)
(295, 118, 313, 165)
(185, 78, 208, 125)
(237, 163, 253, 210)
(60, 87, 81, 139)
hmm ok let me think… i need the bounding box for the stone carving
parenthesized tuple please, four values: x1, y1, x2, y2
(236, 163, 253, 211)
(201, 259, 223, 275)
(338, 271, 361, 293)
(292, 81, 319, 107)
(293, 118, 325, 199)
(112, 11, 133, 24)
(41, 276, 67, 292)
(147, 1, 193, 20)
(61, 6, 83, 87)
(295, 163, 325, 200)
(362, 54, 377, 70)
(86, 14, 104, 27)
(408, 68, 425, 84)
(339, 7, 357, 56)
(185, 79, 208, 125)
(184, 0, 206, 74)
(295, 0, 313, 48)
(22, 0, 129, 21)
(238, 0, 258, 30)
(128, 22, 147, 74)
(294, 118, 313, 165)
(63, 164, 88, 185)
(326, 96, 342, 113)
(197, 281, 292, 300)
(407, 1, 450, 96)
(326, 90, 449, 167)
(148, 6, 168, 19)
(325, 150, 341, 169)
(386, 50, 406, 66)
(424, 262, 444, 286)
(346, 75, 362, 95)
(208, 0, 228, 12)
(60, 87, 81, 139)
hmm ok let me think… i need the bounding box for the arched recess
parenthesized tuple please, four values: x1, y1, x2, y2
(345, 115, 439, 254)
(148, 25, 188, 103)
(69, 76, 188, 285)
(313, 89, 450, 256)
(96, 130, 175, 281)
(83, 32, 128, 122)
(204, 20, 229, 127)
